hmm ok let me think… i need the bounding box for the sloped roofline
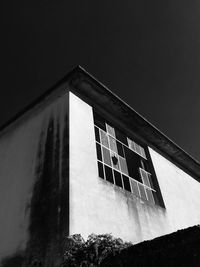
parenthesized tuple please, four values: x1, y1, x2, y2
(0, 65, 200, 180)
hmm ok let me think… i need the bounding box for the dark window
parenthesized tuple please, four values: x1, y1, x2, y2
(114, 170, 123, 188)
(93, 112, 106, 131)
(152, 191, 161, 206)
(95, 127, 100, 143)
(115, 129, 128, 146)
(141, 158, 151, 173)
(124, 147, 142, 182)
(96, 143, 102, 161)
(105, 165, 114, 184)
(117, 141, 124, 157)
(122, 175, 131, 192)
(98, 161, 104, 179)
(93, 110, 163, 207)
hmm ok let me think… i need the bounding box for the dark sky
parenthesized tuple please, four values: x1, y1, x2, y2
(2, 1, 200, 161)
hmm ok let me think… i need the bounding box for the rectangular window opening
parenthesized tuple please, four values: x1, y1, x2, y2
(94, 111, 163, 207)
(114, 170, 123, 188)
(102, 147, 112, 166)
(96, 143, 102, 161)
(98, 161, 104, 179)
(122, 175, 131, 192)
(105, 165, 114, 184)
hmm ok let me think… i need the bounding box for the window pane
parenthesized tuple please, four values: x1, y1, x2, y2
(124, 147, 142, 182)
(100, 130, 109, 148)
(128, 138, 135, 151)
(146, 188, 155, 204)
(93, 112, 106, 131)
(114, 170, 123, 188)
(104, 165, 114, 184)
(152, 191, 160, 206)
(130, 179, 140, 197)
(111, 153, 120, 171)
(116, 141, 124, 157)
(140, 168, 151, 187)
(138, 183, 147, 200)
(140, 146, 146, 159)
(109, 136, 118, 153)
(134, 142, 141, 155)
(148, 175, 154, 189)
(96, 143, 102, 161)
(106, 124, 115, 137)
(119, 156, 129, 175)
(122, 175, 131, 192)
(115, 128, 128, 146)
(98, 161, 104, 179)
(94, 127, 100, 143)
(102, 147, 111, 166)
(141, 159, 151, 173)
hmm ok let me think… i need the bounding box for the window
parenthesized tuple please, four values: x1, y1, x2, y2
(94, 111, 164, 207)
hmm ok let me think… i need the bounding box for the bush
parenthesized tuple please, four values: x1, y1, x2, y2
(61, 233, 132, 267)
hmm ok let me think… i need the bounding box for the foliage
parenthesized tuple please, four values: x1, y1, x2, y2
(61, 233, 132, 267)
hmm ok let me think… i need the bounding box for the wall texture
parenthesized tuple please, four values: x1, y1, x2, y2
(0, 92, 69, 267)
(150, 148, 200, 231)
(69, 92, 200, 244)
(1, 88, 200, 266)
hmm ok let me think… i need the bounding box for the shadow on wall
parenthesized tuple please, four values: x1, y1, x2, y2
(1, 114, 69, 267)
(1, 253, 25, 267)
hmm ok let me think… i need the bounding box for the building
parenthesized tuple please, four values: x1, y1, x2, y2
(0, 66, 200, 266)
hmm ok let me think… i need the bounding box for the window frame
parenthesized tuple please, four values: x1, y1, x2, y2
(93, 111, 165, 207)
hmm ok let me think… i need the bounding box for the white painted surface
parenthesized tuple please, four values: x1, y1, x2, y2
(149, 148, 200, 231)
(1, 88, 200, 261)
(69, 92, 172, 243)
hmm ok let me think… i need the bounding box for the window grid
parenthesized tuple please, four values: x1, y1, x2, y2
(127, 138, 147, 159)
(95, 125, 155, 203)
(97, 125, 144, 158)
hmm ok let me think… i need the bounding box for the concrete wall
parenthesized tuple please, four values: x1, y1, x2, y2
(149, 148, 200, 231)
(1, 88, 200, 265)
(0, 93, 69, 267)
(69, 92, 200, 244)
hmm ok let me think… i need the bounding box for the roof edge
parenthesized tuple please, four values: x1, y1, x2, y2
(77, 66, 200, 165)
(0, 65, 200, 180)
(0, 65, 81, 134)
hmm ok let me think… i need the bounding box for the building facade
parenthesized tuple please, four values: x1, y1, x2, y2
(0, 66, 200, 266)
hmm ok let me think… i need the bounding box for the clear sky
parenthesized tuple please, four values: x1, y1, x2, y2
(2, 0, 200, 161)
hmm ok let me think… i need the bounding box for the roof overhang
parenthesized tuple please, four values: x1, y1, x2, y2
(0, 65, 200, 181)
(69, 66, 200, 181)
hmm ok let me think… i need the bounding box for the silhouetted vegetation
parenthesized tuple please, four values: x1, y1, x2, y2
(61, 226, 200, 267)
(61, 234, 132, 267)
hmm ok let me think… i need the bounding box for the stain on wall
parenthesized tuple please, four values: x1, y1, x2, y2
(69, 91, 200, 244)
(69, 92, 168, 243)
(0, 93, 69, 267)
(25, 118, 60, 266)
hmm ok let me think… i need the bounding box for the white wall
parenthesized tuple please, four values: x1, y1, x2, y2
(2, 88, 198, 260)
(149, 148, 200, 232)
(70, 92, 179, 243)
